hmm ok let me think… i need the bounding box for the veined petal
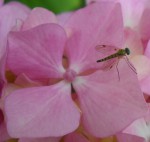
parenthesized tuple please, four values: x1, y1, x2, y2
(64, 2, 124, 73)
(73, 60, 148, 137)
(22, 7, 57, 30)
(5, 81, 80, 137)
(7, 24, 67, 80)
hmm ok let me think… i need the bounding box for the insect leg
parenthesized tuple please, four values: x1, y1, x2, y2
(124, 56, 137, 74)
(116, 59, 120, 81)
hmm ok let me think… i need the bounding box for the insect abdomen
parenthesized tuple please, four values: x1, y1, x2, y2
(97, 53, 119, 62)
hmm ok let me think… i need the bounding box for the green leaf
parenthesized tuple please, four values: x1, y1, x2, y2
(5, 0, 86, 14)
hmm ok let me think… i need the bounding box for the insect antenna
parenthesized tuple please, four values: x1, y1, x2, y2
(116, 59, 120, 81)
(124, 56, 137, 74)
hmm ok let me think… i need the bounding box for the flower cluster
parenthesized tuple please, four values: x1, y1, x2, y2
(87, 0, 150, 142)
(0, 0, 150, 142)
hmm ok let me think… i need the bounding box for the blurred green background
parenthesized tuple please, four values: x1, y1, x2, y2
(4, 0, 86, 14)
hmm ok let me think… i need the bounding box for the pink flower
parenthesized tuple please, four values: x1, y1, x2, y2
(86, 1, 150, 97)
(4, 2, 147, 139)
(86, 0, 149, 27)
(115, 0, 150, 45)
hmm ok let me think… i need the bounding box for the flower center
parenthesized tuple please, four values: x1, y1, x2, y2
(63, 69, 77, 82)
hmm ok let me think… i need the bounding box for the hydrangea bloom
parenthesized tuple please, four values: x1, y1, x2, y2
(4, 2, 148, 140)
(86, 0, 150, 36)
(86, 0, 150, 98)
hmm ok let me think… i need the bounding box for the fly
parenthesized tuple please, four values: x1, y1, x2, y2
(96, 45, 136, 80)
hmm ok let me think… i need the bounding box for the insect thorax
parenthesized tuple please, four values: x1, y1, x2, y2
(117, 49, 126, 56)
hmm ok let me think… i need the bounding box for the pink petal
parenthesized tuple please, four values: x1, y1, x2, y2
(5, 81, 80, 137)
(57, 12, 73, 26)
(15, 73, 43, 87)
(64, 2, 124, 73)
(0, 1, 30, 44)
(117, 133, 145, 142)
(124, 28, 144, 56)
(139, 7, 150, 41)
(7, 24, 66, 80)
(19, 137, 60, 142)
(22, 7, 57, 30)
(140, 76, 150, 95)
(87, 0, 149, 29)
(144, 40, 150, 58)
(73, 60, 148, 137)
(118, 0, 148, 28)
(131, 55, 150, 80)
(1, 83, 21, 102)
(64, 132, 89, 142)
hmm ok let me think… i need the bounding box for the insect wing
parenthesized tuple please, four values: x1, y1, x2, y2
(95, 45, 119, 62)
(95, 45, 119, 70)
(95, 45, 119, 54)
(101, 58, 118, 70)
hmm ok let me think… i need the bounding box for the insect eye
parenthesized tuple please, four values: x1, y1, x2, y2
(125, 48, 130, 55)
